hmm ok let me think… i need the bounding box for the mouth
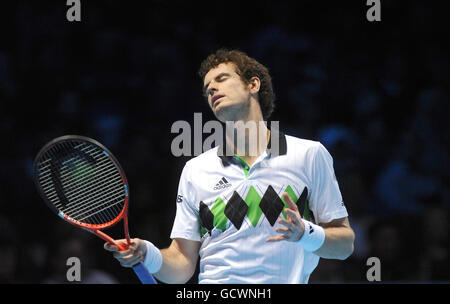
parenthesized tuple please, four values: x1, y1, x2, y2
(212, 95, 225, 107)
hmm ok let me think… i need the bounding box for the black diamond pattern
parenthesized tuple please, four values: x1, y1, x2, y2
(224, 191, 248, 230)
(259, 185, 285, 226)
(296, 187, 308, 217)
(199, 201, 214, 232)
(296, 187, 316, 223)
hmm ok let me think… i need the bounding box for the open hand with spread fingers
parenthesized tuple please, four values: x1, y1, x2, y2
(266, 192, 306, 242)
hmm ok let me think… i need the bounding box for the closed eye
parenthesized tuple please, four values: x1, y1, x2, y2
(216, 74, 228, 82)
(203, 72, 231, 97)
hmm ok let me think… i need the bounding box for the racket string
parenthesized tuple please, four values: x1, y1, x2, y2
(81, 194, 125, 225)
(57, 166, 121, 203)
(77, 200, 124, 222)
(36, 140, 127, 226)
(39, 155, 122, 212)
(58, 172, 124, 223)
(38, 160, 114, 196)
(39, 144, 106, 182)
(40, 143, 120, 203)
(54, 146, 105, 180)
(67, 187, 124, 219)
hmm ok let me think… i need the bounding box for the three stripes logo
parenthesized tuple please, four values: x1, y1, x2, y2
(213, 177, 232, 191)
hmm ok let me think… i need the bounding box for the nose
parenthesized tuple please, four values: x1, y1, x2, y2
(205, 82, 217, 100)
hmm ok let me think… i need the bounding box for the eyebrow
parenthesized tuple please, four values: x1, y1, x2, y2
(203, 72, 231, 94)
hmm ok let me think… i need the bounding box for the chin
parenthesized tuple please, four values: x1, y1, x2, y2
(213, 102, 247, 123)
(213, 108, 230, 123)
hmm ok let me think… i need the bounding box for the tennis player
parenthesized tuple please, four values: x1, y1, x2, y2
(104, 49, 355, 284)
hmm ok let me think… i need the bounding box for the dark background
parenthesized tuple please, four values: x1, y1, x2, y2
(0, 0, 449, 283)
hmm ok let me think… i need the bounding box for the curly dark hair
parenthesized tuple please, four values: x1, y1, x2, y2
(198, 49, 276, 120)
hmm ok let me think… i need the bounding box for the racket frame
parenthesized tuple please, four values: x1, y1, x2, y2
(34, 135, 132, 250)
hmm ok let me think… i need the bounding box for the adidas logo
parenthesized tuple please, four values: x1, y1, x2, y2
(213, 177, 232, 190)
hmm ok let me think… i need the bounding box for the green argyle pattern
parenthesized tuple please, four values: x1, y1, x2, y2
(200, 185, 312, 236)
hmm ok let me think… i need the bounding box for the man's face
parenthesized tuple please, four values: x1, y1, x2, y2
(203, 62, 253, 122)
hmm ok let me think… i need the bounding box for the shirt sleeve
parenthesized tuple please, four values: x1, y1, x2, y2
(307, 143, 348, 224)
(170, 162, 202, 241)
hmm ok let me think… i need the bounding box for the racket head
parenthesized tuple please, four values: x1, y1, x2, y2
(33, 135, 130, 230)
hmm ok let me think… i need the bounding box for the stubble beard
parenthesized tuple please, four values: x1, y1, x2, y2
(214, 98, 251, 123)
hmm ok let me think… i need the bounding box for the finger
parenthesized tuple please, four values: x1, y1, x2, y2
(115, 256, 135, 267)
(283, 192, 298, 211)
(114, 245, 144, 259)
(275, 226, 291, 233)
(114, 248, 137, 259)
(120, 255, 143, 268)
(278, 218, 295, 230)
(105, 239, 130, 251)
(116, 239, 131, 249)
(104, 242, 119, 252)
(115, 249, 137, 259)
(285, 208, 301, 224)
(118, 251, 144, 267)
(128, 241, 138, 251)
(266, 234, 287, 242)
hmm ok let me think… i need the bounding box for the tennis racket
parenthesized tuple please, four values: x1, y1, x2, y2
(33, 135, 157, 284)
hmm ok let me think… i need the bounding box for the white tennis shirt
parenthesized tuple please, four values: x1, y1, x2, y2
(170, 131, 348, 283)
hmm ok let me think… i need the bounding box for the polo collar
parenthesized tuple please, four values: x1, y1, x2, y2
(217, 129, 287, 166)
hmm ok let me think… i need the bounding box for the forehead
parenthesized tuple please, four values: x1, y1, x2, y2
(203, 62, 238, 84)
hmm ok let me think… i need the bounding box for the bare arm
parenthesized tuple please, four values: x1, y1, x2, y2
(155, 238, 201, 284)
(104, 237, 200, 284)
(313, 217, 355, 260)
(267, 193, 355, 260)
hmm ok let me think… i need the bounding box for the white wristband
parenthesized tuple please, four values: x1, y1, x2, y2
(143, 240, 163, 274)
(298, 219, 325, 252)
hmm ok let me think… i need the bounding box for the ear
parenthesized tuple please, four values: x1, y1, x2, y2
(248, 76, 261, 95)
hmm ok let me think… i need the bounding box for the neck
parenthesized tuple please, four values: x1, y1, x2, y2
(224, 107, 269, 166)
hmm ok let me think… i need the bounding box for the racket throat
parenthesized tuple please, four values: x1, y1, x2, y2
(123, 213, 131, 245)
(92, 229, 128, 251)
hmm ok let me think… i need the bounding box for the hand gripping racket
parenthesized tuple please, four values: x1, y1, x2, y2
(33, 135, 157, 284)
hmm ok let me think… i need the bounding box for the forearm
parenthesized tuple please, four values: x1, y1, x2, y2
(313, 225, 355, 260)
(153, 245, 197, 284)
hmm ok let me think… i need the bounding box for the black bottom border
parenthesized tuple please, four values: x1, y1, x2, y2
(4, 283, 448, 303)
